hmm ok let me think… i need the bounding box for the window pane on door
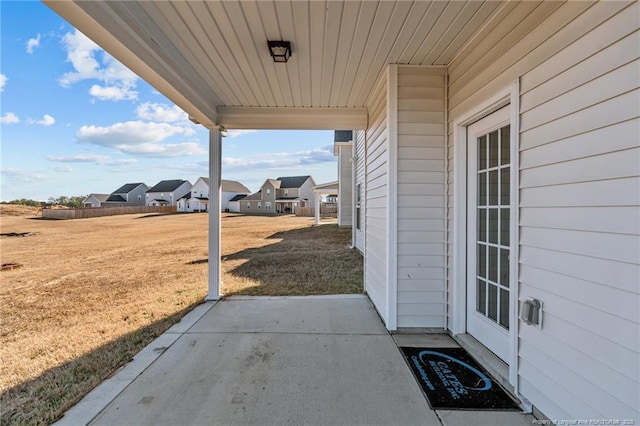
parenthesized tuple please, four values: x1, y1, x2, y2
(500, 126, 510, 165)
(477, 279, 487, 315)
(478, 135, 487, 169)
(489, 130, 499, 168)
(488, 284, 498, 321)
(499, 288, 509, 329)
(489, 209, 498, 244)
(474, 123, 511, 331)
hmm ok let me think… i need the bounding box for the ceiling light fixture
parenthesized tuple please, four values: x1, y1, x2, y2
(267, 40, 292, 63)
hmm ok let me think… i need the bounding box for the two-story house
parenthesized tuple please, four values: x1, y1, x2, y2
(177, 178, 250, 212)
(239, 176, 315, 214)
(103, 182, 149, 206)
(145, 179, 191, 207)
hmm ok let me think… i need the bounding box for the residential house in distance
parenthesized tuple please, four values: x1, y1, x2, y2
(334, 130, 354, 230)
(239, 176, 315, 214)
(178, 178, 251, 212)
(177, 177, 208, 213)
(227, 194, 247, 213)
(103, 182, 149, 206)
(145, 179, 191, 207)
(221, 179, 250, 212)
(82, 193, 109, 208)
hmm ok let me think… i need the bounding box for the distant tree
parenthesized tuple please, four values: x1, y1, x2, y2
(2, 199, 42, 207)
(47, 195, 86, 208)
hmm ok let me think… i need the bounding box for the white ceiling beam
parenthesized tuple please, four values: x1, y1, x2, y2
(217, 107, 368, 130)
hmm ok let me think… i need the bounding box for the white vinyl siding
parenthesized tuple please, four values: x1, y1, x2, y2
(447, 1, 639, 420)
(338, 145, 353, 227)
(364, 72, 388, 321)
(355, 130, 366, 253)
(396, 66, 446, 328)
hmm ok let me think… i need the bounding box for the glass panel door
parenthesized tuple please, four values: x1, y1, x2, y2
(466, 106, 512, 363)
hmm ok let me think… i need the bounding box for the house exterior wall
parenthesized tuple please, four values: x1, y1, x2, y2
(127, 184, 148, 206)
(446, 1, 639, 420)
(221, 193, 236, 211)
(83, 195, 103, 208)
(276, 188, 298, 199)
(146, 182, 191, 206)
(191, 178, 209, 199)
(298, 178, 314, 206)
(364, 71, 389, 324)
(354, 130, 366, 253)
(396, 66, 447, 328)
(338, 144, 353, 227)
(242, 199, 268, 214)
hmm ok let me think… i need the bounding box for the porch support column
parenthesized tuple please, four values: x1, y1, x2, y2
(206, 128, 222, 300)
(314, 193, 320, 225)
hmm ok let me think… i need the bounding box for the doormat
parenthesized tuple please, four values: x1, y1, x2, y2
(400, 347, 520, 410)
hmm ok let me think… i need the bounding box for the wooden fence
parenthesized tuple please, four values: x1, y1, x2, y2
(42, 205, 176, 220)
(296, 205, 338, 218)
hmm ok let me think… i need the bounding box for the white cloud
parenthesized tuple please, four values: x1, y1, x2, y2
(0, 74, 7, 92)
(0, 112, 19, 124)
(222, 146, 336, 171)
(0, 168, 46, 183)
(136, 102, 188, 123)
(227, 129, 257, 138)
(77, 121, 194, 145)
(46, 154, 137, 166)
(75, 120, 202, 158)
(162, 161, 209, 173)
(29, 114, 55, 126)
(53, 165, 74, 172)
(59, 29, 138, 101)
(89, 84, 138, 101)
(26, 33, 41, 54)
(119, 142, 205, 158)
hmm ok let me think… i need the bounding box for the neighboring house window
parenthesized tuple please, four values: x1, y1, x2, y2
(247, 202, 251, 209)
(265, 202, 271, 210)
(284, 189, 289, 197)
(138, 195, 141, 200)
(258, 202, 262, 209)
(266, 189, 270, 196)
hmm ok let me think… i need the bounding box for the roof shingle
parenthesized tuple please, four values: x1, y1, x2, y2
(146, 179, 189, 192)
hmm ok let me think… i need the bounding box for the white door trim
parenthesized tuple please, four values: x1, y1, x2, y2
(451, 81, 520, 391)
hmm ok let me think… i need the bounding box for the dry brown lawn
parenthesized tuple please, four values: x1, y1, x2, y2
(0, 207, 362, 425)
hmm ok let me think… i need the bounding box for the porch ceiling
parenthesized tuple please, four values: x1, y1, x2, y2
(44, 0, 504, 129)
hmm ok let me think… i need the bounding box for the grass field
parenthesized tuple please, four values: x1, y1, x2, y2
(0, 206, 362, 424)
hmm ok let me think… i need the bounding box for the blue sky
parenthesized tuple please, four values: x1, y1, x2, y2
(0, 2, 337, 201)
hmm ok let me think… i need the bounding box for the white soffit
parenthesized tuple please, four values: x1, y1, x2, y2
(44, 0, 504, 128)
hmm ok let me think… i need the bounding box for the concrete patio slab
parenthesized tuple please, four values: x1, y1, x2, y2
(437, 410, 536, 426)
(56, 295, 534, 426)
(189, 295, 387, 335)
(92, 332, 437, 425)
(87, 295, 437, 425)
